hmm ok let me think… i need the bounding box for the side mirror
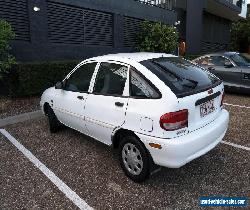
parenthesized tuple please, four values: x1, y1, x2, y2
(224, 62, 234, 68)
(208, 66, 215, 71)
(55, 81, 63, 89)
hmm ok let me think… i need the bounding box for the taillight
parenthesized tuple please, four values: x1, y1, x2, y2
(221, 91, 225, 107)
(160, 109, 188, 131)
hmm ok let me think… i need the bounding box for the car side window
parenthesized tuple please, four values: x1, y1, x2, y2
(64, 62, 97, 92)
(210, 56, 230, 67)
(130, 68, 160, 99)
(195, 57, 206, 65)
(197, 57, 214, 66)
(93, 62, 128, 96)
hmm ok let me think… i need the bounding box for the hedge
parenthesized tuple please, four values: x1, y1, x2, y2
(6, 61, 78, 97)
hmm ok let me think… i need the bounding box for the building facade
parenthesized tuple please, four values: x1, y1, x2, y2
(0, 0, 176, 62)
(175, 0, 242, 54)
(0, 0, 244, 62)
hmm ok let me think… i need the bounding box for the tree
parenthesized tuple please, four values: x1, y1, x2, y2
(0, 19, 15, 79)
(231, 6, 250, 52)
(137, 21, 179, 53)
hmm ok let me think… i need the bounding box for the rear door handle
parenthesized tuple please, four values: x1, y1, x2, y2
(115, 102, 124, 107)
(77, 96, 84, 100)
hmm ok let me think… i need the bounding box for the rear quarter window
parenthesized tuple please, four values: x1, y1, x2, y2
(141, 57, 221, 98)
(130, 67, 161, 99)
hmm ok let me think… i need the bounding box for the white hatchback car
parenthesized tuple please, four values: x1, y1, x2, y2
(41, 52, 229, 182)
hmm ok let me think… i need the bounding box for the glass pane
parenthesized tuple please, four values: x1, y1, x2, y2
(141, 57, 220, 97)
(229, 53, 250, 66)
(210, 56, 227, 66)
(93, 63, 128, 96)
(197, 57, 214, 66)
(65, 62, 97, 92)
(130, 69, 160, 98)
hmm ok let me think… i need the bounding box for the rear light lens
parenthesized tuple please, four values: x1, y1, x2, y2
(221, 91, 225, 107)
(160, 109, 188, 131)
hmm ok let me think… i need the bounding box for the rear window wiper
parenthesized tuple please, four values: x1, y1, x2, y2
(181, 78, 198, 89)
(151, 60, 180, 80)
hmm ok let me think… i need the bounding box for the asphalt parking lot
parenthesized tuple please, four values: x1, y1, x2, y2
(0, 93, 249, 210)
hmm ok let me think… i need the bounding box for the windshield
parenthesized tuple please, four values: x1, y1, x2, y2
(141, 57, 221, 97)
(229, 53, 250, 66)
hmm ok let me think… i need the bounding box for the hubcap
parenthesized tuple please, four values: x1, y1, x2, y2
(122, 143, 143, 175)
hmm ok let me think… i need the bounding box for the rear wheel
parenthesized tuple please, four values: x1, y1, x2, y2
(119, 135, 150, 182)
(47, 106, 61, 133)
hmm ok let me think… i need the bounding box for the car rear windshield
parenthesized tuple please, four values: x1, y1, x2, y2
(141, 57, 221, 98)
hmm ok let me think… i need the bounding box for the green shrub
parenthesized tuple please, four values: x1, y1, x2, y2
(0, 19, 16, 78)
(230, 7, 250, 52)
(137, 21, 179, 53)
(8, 61, 78, 97)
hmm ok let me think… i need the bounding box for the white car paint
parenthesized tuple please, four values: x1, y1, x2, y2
(41, 52, 229, 169)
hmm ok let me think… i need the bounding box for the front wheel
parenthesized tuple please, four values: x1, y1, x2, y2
(47, 106, 61, 133)
(119, 135, 150, 182)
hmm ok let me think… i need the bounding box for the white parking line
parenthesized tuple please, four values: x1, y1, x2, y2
(0, 129, 93, 210)
(221, 141, 250, 151)
(224, 103, 250, 109)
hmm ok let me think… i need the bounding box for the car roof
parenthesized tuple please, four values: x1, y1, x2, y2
(87, 52, 176, 62)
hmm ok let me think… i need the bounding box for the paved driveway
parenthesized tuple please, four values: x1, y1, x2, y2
(0, 93, 249, 209)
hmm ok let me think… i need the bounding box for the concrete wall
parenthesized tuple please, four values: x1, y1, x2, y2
(175, 0, 239, 55)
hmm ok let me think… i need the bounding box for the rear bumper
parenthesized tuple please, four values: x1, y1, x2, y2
(136, 109, 229, 168)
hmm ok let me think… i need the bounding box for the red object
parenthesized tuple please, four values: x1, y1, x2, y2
(179, 41, 186, 56)
(221, 91, 225, 107)
(160, 109, 188, 131)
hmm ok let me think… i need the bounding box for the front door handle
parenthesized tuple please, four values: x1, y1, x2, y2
(243, 73, 250, 80)
(115, 102, 124, 107)
(77, 96, 84, 100)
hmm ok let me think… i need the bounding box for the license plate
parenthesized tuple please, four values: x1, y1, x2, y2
(200, 99, 215, 117)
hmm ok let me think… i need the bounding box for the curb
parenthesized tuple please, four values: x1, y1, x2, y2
(0, 110, 44, 127)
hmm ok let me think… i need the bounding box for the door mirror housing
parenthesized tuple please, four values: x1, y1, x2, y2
(55, 81, 63, 89)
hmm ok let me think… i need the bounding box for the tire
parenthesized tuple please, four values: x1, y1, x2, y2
(47, 106, 61, 133)
(118, 135, 150, 182)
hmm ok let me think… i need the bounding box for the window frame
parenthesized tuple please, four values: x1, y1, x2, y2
(63, 61, 99, 93)
(90, 60, 130, 98)
(129, 66, 162, 100)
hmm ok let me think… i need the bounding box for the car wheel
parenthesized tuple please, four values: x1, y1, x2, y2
(47, 106, 61, 133)
(119, 135, 150, 182)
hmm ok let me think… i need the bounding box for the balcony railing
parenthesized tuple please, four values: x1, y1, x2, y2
(134, 0, 174, 10)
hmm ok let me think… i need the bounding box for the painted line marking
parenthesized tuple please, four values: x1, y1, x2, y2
(221, 141, 250, 151)
(0, 129, 93, 210)
(224, 103, 250, 109)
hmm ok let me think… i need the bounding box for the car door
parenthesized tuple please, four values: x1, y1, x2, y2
(52, 62, 98, 133)
(241, 67, 250, 91)
(209, 56, 242, 89)
(84, 61, 129, 145)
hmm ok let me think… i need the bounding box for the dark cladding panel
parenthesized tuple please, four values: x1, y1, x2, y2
(123, 17, 143, 48)
(0, 0, 30, 41)
(201, 42, 228, 54)
(84, 10, 113, 47)
(201, 12, 231, 53)
(47, 1, 84, 44)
